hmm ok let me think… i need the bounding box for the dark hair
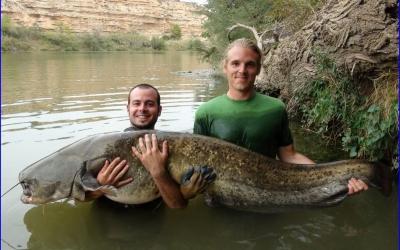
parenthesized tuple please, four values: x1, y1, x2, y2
(127, 83, 161, 106)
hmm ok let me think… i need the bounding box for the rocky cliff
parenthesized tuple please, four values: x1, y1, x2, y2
(1, 0, 206, 38)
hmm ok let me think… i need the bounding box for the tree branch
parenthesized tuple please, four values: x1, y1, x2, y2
(227, 23, 263, 50)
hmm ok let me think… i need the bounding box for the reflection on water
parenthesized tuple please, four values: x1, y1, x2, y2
(3, 186, 397, 250)
(1, 52, 397, 250)
(22, 200, 168, 250)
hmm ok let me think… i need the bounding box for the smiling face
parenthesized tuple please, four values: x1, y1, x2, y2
(223, 45, 261, 99)
(127, 87, 161, 129)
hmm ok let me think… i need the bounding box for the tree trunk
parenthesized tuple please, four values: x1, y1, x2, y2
(256, 0, 398, 110)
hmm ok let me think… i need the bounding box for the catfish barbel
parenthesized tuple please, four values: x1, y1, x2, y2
(18, 131, 391, 212)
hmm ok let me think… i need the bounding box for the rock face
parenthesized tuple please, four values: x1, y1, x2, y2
(256, 0, 398, 102)
(1, 0, 206, 38)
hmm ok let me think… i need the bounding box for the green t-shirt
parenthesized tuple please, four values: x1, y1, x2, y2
(193, 93, 293, 158)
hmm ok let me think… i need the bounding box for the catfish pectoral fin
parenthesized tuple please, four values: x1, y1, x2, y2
(80, 168, 117, 196)
(315, 182, 349, 207)
(98, 185, 117, 196)
(318, 189, 348, 206)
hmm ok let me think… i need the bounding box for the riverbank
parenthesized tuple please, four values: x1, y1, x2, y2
(1, 17, 205, 52)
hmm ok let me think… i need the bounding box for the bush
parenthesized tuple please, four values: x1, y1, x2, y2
(1, 36, 32, 51)
(1, 16, 173, 52)
(150, 37, 165, 50)
(169, 24, 182, 40)
(185, 38, 204, 51)
(296, 51, 398, 166)
(2, 16, 40, 40)
(42, 32, 79, 51)
(81, 33, 117, 51)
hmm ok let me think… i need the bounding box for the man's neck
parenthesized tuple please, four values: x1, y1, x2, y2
(128, 124, 155, 131)
(227, 89, 255, 101)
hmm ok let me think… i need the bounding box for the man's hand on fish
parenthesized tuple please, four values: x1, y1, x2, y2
(97, 157, 133, 187)
(131, 133, 168, 177)
(347, 178, 368, 195)
(131, 133, 189, 208)
(180, 171, 207, 200)
(180, 165, 217, 200)
(85, 157, 133, 200)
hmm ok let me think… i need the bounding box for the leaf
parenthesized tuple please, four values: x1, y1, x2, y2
(350, 147, 357, 157)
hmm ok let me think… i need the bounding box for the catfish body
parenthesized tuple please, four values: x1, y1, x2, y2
(19, 130, 385, 212)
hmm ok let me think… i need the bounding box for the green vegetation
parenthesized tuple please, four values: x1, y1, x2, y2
(200, 0, 324, 65)
(1, 16, 203, 52)
(167, 38, 206, 52)
(169, 24, 182, 40)
(185, 38, 205, 51)
(150, 37, 166, 50)
(295, 52, 398, 165)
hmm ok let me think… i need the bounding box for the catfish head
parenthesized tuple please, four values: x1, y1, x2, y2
(18, 151, 84, 204)
(16, 133, 106, 204)
(18, 133, 126, 204)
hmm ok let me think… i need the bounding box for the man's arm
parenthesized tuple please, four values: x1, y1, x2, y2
(278, 144, 315, 164)
(131, 134, 188, 208)
(193, 110, 209, 136)
(278, 144, 368, 195)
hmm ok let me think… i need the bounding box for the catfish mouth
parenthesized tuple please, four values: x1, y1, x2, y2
(19, 179, 64, 204)
(20, 181, 34, 204)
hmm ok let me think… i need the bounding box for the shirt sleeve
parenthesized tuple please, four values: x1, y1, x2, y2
(279, 109, 293, 147)
(193, 111, 209, 136)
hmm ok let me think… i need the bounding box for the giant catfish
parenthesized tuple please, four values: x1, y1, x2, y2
(18, 130, 391, 212)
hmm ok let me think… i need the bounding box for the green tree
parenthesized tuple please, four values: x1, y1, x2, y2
(201, 0, 323, 65)
(201, 0, 274, 64)
(170, 24, 182, 40)
(150, 37, 166, 50)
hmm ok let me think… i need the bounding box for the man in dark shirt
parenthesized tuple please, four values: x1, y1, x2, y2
(87, 84, 208, 208)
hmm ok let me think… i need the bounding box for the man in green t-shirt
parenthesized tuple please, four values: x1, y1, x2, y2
(194, 38, 368, 195)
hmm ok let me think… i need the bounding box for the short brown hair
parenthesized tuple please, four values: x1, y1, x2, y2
(127, 84, 161, 106)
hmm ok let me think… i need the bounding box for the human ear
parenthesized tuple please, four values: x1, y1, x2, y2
(158, 105, 162, 116)
(222, 60, 228, 74)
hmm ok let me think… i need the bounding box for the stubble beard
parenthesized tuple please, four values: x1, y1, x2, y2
(130, 120, 157, 130)
(130, 112, 158, 130)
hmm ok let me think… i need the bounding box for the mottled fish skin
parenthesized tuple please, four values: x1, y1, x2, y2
(19, 130, 379, 212)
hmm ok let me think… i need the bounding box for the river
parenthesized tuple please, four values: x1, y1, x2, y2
(1, 51, 397, 250)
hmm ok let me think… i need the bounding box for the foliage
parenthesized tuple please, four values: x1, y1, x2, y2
(42, 31, 80, 51)
(1, 35, 32, 51)
(1, 16, 174, 52)
(267, 0, 323, 32)
(81, 33, 113, 51)
(201, 0, 324, 66)
(150, 37, 166, 50)
(185, 38, 205, 51)
(296, 51, 398, 166)
(2, 16, 40, 40)
(201, 0, 273, 65)
(169, 24, 182, 40)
